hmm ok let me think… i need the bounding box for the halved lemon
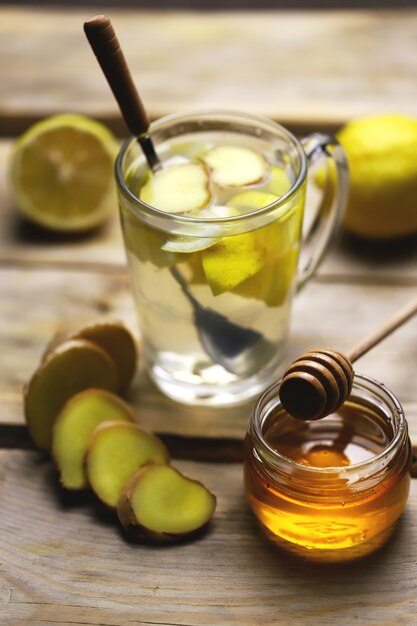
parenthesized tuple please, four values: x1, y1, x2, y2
(9, 114, 119, 232)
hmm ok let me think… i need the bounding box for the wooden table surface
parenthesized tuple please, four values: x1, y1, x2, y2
(1, 6, 417, 626)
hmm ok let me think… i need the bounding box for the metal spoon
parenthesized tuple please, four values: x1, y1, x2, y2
(170, 266, 277, 377)
(84, 15, 275, 376)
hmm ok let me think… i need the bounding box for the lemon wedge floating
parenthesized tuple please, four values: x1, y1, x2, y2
(201, 191, 302, 301)
(226, 190, 278, 213)
(202, 232, 265, 295)
(232, 247, 299, 307)
(9, 114, 119, 232)
(266, 166, 292, 196)
(200, 192, 274, 294)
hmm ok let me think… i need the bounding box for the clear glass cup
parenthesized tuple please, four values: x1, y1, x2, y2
(244, 374, 411, 562)
(116, 110, 349, 406)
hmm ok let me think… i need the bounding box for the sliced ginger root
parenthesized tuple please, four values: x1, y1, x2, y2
(25, 339, 117, 450)
(118, 464, 216, 542)
(86, 421, 169, 508)
(73, 321, 137, 393)
(139, 162, 210, 214)
(200, 145, 268, 187)
(52, 389, 136, 490)
(41, 321, 137, 393)
(40, 330, 68, 363)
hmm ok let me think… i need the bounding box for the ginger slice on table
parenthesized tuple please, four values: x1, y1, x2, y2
(43, 321, 138, 393)
(25, 339, 117, 450)
(74, 321, 137, 393)
(118, 464, 216, 543)
(52, 389, 136, 490)
(86, 421, 169, 508)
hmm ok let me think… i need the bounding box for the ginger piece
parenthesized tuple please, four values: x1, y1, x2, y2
(86, 421, 169, 508)
(200, 145, 268, 187)
(40, 330, 68, 363)
(40, 321, 137, 393)
(118, 464, 216, 542)
(74, 321, 137, 393)
(52, 389, 136, 490)
(25, 339, 117, 450)
(139, 162, 210, 213)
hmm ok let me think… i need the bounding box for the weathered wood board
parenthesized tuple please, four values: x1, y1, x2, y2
(2, 450, 417, 626)
(0, 267, 416, 439)
(1, 140, 417, 280)
(1, 6, 417, 625)
(0, 8, 417, 135)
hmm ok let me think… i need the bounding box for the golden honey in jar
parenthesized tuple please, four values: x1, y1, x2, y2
(244, 373, 411, 562)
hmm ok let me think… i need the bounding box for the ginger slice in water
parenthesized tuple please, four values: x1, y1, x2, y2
(200, 145, 268, 187)
(24, 339, 117, 450)
(86, 421, 169, 508)
(73, 321, 137, 393)
(118, 464, 216, 543)
(52, 389, 136, 490)
(139, 162, 210, 214)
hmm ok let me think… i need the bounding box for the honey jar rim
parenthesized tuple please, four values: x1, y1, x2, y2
(249, 372, 408, 478)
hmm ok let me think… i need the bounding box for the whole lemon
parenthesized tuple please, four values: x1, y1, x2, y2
(337, 114, 417, 239)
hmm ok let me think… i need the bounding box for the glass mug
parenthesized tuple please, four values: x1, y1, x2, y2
(116, 110, 349, 406)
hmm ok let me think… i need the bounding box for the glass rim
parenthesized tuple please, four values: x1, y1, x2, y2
(250, 372, 407, 477)
(115, 108, 308, 227)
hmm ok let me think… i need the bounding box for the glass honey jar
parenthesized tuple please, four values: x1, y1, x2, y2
(244, 373, 411, 562)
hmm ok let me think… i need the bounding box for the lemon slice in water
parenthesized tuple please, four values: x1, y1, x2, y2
(9, 114, 119, 232)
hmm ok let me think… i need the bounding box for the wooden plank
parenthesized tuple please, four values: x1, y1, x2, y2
(0, 8, 417, 135)
(1, 449, 417, 626)
(1, 8, 416, 623)
(0, 267, 416, 439)
(1, 140, 417, 281)
(8, 0, 417, 9)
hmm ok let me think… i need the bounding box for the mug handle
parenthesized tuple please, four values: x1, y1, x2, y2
(296, 133, 349, 291)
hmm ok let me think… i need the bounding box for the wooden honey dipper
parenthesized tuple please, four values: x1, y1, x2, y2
(279, 296, 417, 421)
